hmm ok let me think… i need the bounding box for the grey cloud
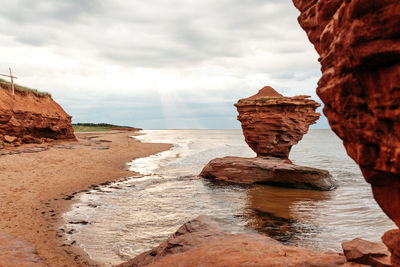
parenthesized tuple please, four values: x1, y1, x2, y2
(0, 0, 306, 68)
(0, 0, 326, 129)
(0, 0, 103, 24)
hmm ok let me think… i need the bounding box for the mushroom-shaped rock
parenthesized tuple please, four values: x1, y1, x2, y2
(235, 86, 320, 158)
(200, 86, 334, 190)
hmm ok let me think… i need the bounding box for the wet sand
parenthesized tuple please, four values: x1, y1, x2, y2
(0, 131, 172, 267)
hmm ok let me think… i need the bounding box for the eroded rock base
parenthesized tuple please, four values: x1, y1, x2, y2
(200, 156, 335, 191)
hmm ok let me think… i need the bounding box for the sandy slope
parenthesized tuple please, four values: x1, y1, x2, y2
(0, 131, 172, 267)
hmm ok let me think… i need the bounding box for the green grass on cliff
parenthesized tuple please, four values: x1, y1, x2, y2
(0, 78, 51, 97)
(72, 123, 138, 132)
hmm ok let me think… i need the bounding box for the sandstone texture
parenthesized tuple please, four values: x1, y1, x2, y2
(117, 215, 348, 267)
(383, 230, 400, 267)
(116, 215, 234, 267)
(0, 231, 48, 267)
(200, 86, 332, 190)
(342, 238, 391, 266)
(235, 86, 320, 158)
(293, 0, 400, 264)
(200, 156, 335, 190)
(0, 84, 76, 145)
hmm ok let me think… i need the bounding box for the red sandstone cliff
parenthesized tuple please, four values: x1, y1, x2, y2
(293, 0, 400, 264)
(235, 86, 320, 158)
(0, 83, 76, 145)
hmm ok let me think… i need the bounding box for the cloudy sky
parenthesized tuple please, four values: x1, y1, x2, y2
(0, 0, 329, 129)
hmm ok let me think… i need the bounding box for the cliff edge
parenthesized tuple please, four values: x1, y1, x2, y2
(0, 82, 76, 145)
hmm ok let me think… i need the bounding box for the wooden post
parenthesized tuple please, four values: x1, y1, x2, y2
(0, 68, 18, 96)
(9, 67, 14, 96)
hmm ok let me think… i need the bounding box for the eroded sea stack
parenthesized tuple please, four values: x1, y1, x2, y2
(200, 86, 335, 191)
(293, 0, 400, 264)
(0, 82, 76, 145)
(235, 86, 320, 158)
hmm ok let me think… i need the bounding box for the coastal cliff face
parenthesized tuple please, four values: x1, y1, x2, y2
(0, 84, 76, 145)
(293, 0, 400, 264)
(234, 86, 320, 158)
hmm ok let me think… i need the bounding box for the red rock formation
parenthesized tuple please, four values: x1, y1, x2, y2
(293, 0, 400, 264)
(116, 215, 234, 267)
(148, 235, 347, 267)
(342, 238, 391, 266)
(118, 216, 347, 267)
(200, 86, 332, 190)
(200, 156, 335, 190)
(235, 86, 320, 158)
(0, 83, 76, 145)
(383, 230, 400, 267)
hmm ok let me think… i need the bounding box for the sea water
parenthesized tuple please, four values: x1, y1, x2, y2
(63, 129, 395, 266)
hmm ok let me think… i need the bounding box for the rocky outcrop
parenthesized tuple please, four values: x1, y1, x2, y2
(200, 86, 332, 190)
(200, 156, 335, 190)
(293, 0, 400, 264)
(383, 230, 400, 267)
(116, 215, 234, 267)
(0, 83, 76, 145)
(117, 216, 348, 267)
(234, 86, 320, 158)
(0, 231, 48, 267)
(342, 238, 391, 266)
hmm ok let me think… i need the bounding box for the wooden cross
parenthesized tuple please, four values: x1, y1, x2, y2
(0, 67, 18, 95)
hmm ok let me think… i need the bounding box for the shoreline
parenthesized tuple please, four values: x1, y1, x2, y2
(0, 131, 172, 267)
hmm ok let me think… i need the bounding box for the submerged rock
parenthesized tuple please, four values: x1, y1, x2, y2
(235, 86, 320, 158)
(117, 215, 347, 267)
(200, 156, 335, 191)
(0, 231, 48, 267)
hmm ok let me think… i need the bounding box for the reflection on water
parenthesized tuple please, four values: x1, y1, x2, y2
(63, 130, 396, 266)
(243, 185, 330, 244)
